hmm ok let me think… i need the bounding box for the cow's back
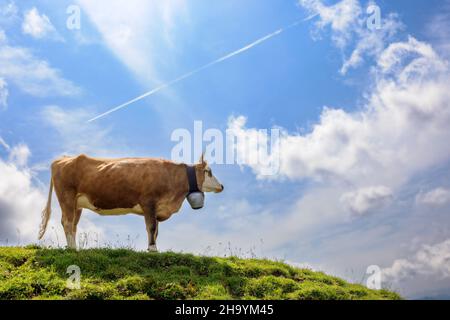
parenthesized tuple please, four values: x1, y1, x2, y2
(51, 154, 188, 212)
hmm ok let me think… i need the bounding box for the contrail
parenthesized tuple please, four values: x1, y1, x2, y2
(88, 16, 316, 122)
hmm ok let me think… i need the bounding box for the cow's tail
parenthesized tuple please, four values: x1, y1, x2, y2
(38, 177, 53, 240)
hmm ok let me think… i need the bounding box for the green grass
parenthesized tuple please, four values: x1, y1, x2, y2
(0, 246, 401, 300)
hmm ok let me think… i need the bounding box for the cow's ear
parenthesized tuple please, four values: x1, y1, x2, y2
(199, 152, 207, 166)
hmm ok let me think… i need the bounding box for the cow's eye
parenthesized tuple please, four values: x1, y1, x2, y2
(205, 169, 212, 177)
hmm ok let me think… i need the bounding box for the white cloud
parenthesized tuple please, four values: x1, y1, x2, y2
(0, 142, 44, 242)
(340, 186, 392, 216)
(299, 0, 403, 74)
(0, 137, 105, 246)
(0, 29, 6, 43)
(22, 7, 62, 41)
(231, 37, 450, 193)
(425, 1, 450, 58)
(226, 115, 281, 177)
(0, 1, 18, 26)
(383, 239, 450, 282)
(222, 36, 450, 296)
(1, 11, 69, 97)
(41, 105, 113, 156)
(0, 44, 80, 97)
(220, 15, 450, 295)
(8, 143, 30, 167)
(0, 77, 8, 109)
(300, 0, 362, 43)
(416, 188, 450, 207)
(0, 136, 9, 150)
(77, 0, 188, 83)
(340, 12, 402, 74)
(41, 105, 139, 160)
(377, 36, 445, 74)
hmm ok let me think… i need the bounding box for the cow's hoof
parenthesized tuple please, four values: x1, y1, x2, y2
(148, 245, 158, 252)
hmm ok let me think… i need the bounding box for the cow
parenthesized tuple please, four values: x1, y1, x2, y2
(38, 154, 224, 251)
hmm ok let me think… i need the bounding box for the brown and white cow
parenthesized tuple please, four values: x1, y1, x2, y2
(38, 154, 223, 251)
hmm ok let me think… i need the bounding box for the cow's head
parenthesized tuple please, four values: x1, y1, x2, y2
(197, 154, 224, 193)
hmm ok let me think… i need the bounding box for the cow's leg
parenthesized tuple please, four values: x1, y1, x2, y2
(59, 193, 77, 249)
(72, 209, 82, 245)
(150, 220, 159, 252)
(144, 204, 158, 252)
(62, 215, 76, 249)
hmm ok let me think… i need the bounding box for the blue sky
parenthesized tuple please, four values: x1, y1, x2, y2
(1, 0, 450, 298)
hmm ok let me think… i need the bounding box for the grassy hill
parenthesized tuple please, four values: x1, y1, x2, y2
(0, 246, 400, 300)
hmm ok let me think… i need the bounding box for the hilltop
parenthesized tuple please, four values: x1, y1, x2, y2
(0, 246, 400, 300)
